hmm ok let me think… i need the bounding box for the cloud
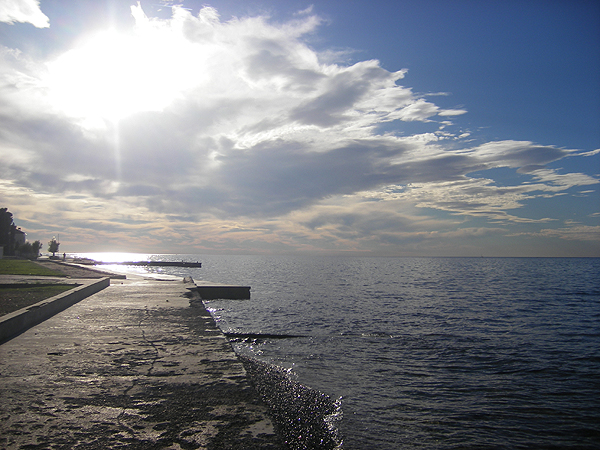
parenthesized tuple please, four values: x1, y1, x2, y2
(0, 0, 49, 28)
(465, 140, 573, 169)
(527, 169, 599, 189)
(393, 99, 440, 121)
(438, 109, 468, 116)
(523, 225, 600, 241)
(577, 148, 600, 157)
(0, 3, 598, 255)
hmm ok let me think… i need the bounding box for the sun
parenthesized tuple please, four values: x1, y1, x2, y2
(45, 7, 210, 126)
(47, 31, 179, 124)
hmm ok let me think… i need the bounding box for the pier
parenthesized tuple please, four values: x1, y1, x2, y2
(194, 281, 251, 300)
(92, 260, 202, 268)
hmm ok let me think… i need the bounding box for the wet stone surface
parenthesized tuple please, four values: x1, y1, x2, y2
(241, 357, 343, 450)
(0, 277, 283, 449)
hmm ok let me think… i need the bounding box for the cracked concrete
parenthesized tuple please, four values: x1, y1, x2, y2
(0, 275, 283, 449)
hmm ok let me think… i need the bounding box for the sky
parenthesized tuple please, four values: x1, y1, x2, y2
(0, 0, 599, 257)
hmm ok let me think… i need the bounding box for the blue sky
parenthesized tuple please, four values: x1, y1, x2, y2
(0, 0, 598, 256)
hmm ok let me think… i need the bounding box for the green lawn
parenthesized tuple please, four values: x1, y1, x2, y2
(0, 259, 66, 277)
(0, 284, 78, 316)
(0, 260, 77, 316)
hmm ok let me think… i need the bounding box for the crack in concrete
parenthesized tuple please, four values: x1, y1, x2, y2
(116, 307, 160, 439)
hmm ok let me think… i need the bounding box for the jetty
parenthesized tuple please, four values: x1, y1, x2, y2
(195, 281, 251, 300)
(89, 260, 202, 268)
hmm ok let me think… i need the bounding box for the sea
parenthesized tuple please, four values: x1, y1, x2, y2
(73, 253, 600, 449)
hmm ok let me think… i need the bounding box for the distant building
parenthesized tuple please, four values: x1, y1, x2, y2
(14, 228, 26, 247)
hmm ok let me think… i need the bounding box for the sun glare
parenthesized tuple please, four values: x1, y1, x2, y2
(46, 24, 208, 125)
(72, 252, 153, 263)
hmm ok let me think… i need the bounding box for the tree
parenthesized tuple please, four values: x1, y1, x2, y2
(17, 241, 31, 256)
(48, 237, 60, 257)
(0, 207, 17, 256)
(16, 240, 42, 259)
(32, 240, 42, 257)
(1, 208, 40, 258)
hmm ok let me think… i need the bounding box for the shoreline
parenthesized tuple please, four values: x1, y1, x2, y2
(241, 356, 343, 450)
(0, 261, 342, 449)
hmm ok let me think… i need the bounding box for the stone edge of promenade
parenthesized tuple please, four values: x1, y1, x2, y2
(0, 277, 110, 344)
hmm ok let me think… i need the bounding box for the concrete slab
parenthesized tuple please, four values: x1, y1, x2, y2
(194, 281, 251, 300)
(0, 277, 110, 344)
(0, 276, 283, 449)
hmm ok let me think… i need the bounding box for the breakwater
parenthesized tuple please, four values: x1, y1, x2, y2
(92, 260, 202, 268)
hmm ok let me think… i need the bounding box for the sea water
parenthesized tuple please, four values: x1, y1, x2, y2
(77, 254, 600, 449)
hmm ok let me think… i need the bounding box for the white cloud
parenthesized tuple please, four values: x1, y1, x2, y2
(393, 99, 439, 121)
(577, 148, 600, 157)
(533, 225, 600, 241)
(466, 140, 573, 169)
(528, 169, 599, 189)
(438, 109, 468, 116)
(0, 0, 49, 28)
(0, 3, 598, 255)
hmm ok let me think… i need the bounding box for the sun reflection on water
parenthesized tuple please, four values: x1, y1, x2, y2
(70, 252, 155, 263)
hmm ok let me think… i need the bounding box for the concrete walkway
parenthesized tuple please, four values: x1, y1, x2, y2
(0, 274, 283, 449)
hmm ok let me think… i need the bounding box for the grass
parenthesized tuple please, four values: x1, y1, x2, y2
(0, 259, 66, 277)
(0, 284, 78, 316)
(0, 259, 73, 316)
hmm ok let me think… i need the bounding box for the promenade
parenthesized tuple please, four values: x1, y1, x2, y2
(0, 265, 283, 449)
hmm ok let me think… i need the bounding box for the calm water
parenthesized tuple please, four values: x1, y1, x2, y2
(79, 254, 600, 449)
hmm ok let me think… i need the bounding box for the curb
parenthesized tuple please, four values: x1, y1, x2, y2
(0, 277, 110, 344)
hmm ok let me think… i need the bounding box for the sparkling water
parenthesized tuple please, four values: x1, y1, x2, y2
(77, 254, 600, 449)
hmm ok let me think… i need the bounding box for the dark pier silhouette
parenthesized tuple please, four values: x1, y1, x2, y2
(94, 260, 202, 268)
